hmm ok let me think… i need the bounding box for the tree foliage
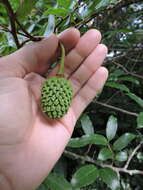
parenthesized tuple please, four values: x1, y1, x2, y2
(0, 0, 143, 189)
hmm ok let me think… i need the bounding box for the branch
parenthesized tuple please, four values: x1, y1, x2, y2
(102, 164, 143, 175)
(1, 0, 20, 48)
(124, 141, 143, 169)
(64, 150, 143, 175)
(15, 19, 40, 42)
(112, 62, 143, 80)
(0, 0, 42, 48)
(75, 0, 142, 29)
(95, 101, 138, 117)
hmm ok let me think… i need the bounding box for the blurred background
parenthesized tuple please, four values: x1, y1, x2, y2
(0, 0, 143, 189)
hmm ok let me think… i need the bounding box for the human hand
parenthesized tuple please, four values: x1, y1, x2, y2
(0, 28, 108, 190)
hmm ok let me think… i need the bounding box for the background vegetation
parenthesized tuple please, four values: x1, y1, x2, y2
(0, 0, 143, 189)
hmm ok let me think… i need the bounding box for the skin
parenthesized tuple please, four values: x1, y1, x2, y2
(0, 28, 108, 190)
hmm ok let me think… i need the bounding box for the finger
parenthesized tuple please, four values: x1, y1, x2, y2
(0, 28, 80, 78)
(71, 67, 108, 120)
(58, 28, 80, 52)
(70, 44, 108, 94)
(49, 29, 101, 77)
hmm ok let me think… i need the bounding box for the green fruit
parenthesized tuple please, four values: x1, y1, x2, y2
(41, 76, 73, 119)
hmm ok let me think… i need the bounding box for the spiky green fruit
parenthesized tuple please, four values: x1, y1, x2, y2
(41, 76, 73, 119)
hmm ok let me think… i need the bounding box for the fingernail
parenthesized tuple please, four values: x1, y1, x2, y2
(58, 27, 76, 37)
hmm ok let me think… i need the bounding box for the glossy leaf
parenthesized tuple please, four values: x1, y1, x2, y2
(137, 112, 143, 129)
(45, 173, 72, 190)
(44, 8, 70, 17)
(113, 133, 136, 151)
(98, 148, 114, 161)
(57, 0, 71, 8)
(119, 76, 140, 85)
(91, 134, 108, 145)
(96, 0, 110, 9)
(100, 168, 120, 190)
(106, 82, 130, 92)
(16, 0, 36, 19)
(108, 69, 124, 81)
(126, 93, 143, 108)
(80, 114, 94, 135)
(137, 152, 143, 160)
(68, 134, 108, 148)
(115, 151, 128, 162)
(71, 165, 99, 188)
(106, 115, 118, 141)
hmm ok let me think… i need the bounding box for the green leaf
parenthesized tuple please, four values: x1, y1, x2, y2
(68, 134, 108, 148)
(108, 69, 125, 81)
(106, 82, 130, 92)
(96, 0, 110, 9)
(137, 152, 143, 160)
(91, 134, 108, 145)
(115, 151, 128, 162)
(57, 0, 71, 8)
(16, 0, 36, 19)
(71, 165, 99, 188)
(98, 148, 114, 161)
(106, 115, 118, 141)
(68, 135, 90, 148)
(127, 93, 143, 108)
(44, 8, 70, 17)
(119, 76, 140, 85)
(137, 112, 143, 129)
(113, 133, 136, 151)
(45, 173, 72, 190)
(80, 114, 94, 135)
(100, 168, 120, 190)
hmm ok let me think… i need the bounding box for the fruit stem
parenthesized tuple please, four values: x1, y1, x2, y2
(57, 42, 65, 77)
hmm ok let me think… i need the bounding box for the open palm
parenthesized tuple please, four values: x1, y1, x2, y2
(0, 28, 108, 190)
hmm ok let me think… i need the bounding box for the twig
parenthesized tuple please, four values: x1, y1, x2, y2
(64, 150, 99, 165)
(20, 36, 44, 47)
(75, 0, 142, 29)
(15, 19, 40, 42)
(74, 0, 122, 29)
(64, 150, 143, 175)
(124, 141, 143, 169)
(128, 73, 143, 80)
(105, 91, 121, 104)
(0, 24, 11, 32)
(102, 164, 143, 175)
(113, 62, 143, 80)
(110, 61, 143, 80)
(95, 101, 138, 117)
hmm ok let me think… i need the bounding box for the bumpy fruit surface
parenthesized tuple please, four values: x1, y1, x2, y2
(41, 76, 73, 119)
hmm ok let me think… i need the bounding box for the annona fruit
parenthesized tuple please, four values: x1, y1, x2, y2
(40, 42, 73, 119)
(41, 76, 73, 119)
